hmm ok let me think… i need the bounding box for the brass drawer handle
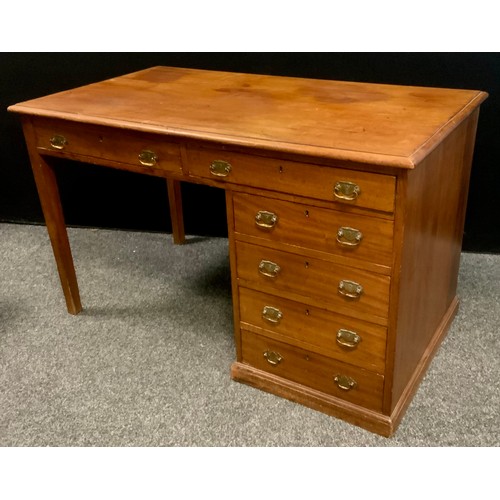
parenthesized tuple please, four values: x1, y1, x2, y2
(255, 210, 278, 229)
(338, 280, 363, 298)
(334, 374, 357, 391)
(337, 227, 363, 247)
(49, 134, 68, 150)
(262, 306, 283, 324)
(138, 149, 158, 166)
(258, 260, 281, 278)
(334, 181, 361, 201)
(336, 329, 361, 349)
(209, 159, 232, 177)
(264, 350, 283, 366)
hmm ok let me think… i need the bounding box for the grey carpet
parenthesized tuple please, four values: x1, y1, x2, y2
(1, 222, 499, 446)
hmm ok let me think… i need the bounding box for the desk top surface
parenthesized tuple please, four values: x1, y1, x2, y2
(9, 66, 487, 168)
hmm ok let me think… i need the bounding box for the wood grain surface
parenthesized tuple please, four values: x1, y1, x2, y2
(9, 66, 488, 168)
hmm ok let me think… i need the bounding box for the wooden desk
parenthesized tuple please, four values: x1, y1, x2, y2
(8, 66, 487, 436)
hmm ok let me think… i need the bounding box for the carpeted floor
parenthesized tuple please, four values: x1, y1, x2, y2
(0, 222, 499, 446)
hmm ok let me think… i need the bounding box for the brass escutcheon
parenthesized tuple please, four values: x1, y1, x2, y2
(209, 159, 232, 177)
(334, 374, 357, 391)
(264, 350, 283, 366)
(338, 280, 363, 299)
(262, 306, 283, 324)
(138, 149, 158, 167)
(255, 210, 278, 229)
(258, 260, 281, 278)
(337, 227, 363, 247)
(49, 134, 68, 150)
(336, 329, 361, 349)
(334, 181, 361, 201)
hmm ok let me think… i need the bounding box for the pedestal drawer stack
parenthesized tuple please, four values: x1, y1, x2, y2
(223, 155, 397, 416)
(185, 123, 483, 436)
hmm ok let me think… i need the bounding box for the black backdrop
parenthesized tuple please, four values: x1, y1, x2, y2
(1, 53, 499, 252)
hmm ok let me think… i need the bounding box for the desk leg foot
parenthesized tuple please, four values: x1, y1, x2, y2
(34, 156, 82, 314)
(23, 121, 82, 314)
(167, 179, 185, 244)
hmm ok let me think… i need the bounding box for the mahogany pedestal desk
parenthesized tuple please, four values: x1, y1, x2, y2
(8, 67, 487, 436)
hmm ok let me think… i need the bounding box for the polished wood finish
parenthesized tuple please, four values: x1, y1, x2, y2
(34, 117, 183, 174)
(241, 329, 384, 412)
(239, 287, 387, 372)
(231, 361, 394, 435)
(10, 66, 484, 168)
(20, 118, 82, 315)
(226, 190, 243, 361)
(8, 66, 487, 436)
(233, 192, 394, 269)
(235, 241, 391, 325)
(386, 110, 481, 413)
(166, 179, 185, 244)
(187, 146, 397, 213)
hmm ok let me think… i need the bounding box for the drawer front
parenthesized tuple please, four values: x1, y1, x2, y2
(235, 241, 390, 325)
(239, 287, 387, 373)
(241, 329, 384, 412)
(233, 192, 394, 268)
(187, 146, 396, 213)
(34, 119, 182, 173)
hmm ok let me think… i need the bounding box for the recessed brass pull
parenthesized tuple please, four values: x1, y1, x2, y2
(336, 329, 361, 349)
(255, 210, 278, 229)
(338, 280, 363, 298)
(337, 227, 363, 247)
(258, 260, 281, 278)
(262, 306, 283, 324)
(138, 149, 158, 167)
(264, 350, 283, 366)
(334, 374, 357, 391)
(334, 181, 361, 201)
(49, 134, 68, 150)
(209, 159, 232, 177)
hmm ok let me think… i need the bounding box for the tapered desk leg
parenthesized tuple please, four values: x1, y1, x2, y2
(167, 179, 185, 244)
(23, 121, 82, 315)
